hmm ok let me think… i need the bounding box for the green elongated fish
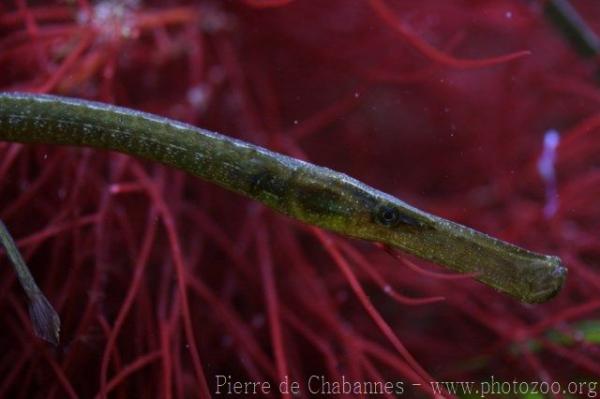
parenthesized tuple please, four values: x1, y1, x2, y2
(0, 92, 566, 335)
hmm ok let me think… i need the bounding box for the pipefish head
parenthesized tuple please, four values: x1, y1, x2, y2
(285, 167, 566, 303)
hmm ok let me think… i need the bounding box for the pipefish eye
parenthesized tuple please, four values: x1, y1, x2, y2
(375, 205, 402, 227)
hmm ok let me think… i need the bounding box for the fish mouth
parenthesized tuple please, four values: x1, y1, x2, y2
(522, 258, 567, 304)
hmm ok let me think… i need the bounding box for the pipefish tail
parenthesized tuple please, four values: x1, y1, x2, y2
(0, 220, 60, 345)
(0, 92, 566, 304)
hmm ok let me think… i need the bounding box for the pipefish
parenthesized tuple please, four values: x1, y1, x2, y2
(0, 92, 565, 320)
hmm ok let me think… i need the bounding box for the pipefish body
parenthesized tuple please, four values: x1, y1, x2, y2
(0, 92, 566, 305)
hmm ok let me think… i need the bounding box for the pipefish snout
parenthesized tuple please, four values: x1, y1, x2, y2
(0, 92, 566, 305)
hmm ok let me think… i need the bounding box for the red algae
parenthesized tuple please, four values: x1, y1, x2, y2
(1, 1, 600, 398)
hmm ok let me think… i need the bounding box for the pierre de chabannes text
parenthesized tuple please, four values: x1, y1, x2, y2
(215, 375, 404, 396)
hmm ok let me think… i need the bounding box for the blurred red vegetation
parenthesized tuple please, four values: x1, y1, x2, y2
(1, 0, 600, 398)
